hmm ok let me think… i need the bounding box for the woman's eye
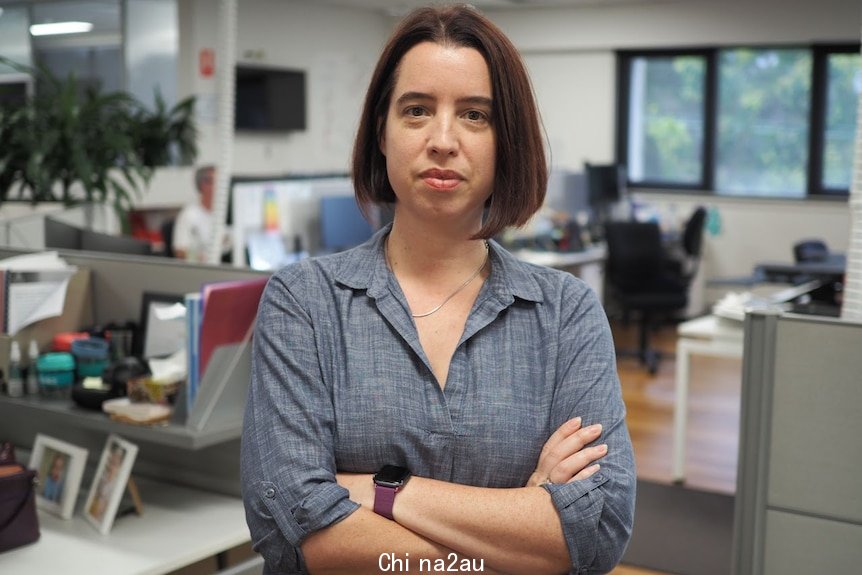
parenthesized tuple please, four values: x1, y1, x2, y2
(465, 110, 488, 122)
(405, 106, 426, 117)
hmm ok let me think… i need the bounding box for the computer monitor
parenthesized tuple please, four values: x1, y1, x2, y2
(319, 196, 374, 253)
(545, 169, 589, 218)
(585, 163, 625, 208)
(81, 229, 152, 256)
(585, 163, 627, 239)
(44, 218, 84, 250)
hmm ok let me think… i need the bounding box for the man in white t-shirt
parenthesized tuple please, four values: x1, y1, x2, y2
(173, 165, 226, 261)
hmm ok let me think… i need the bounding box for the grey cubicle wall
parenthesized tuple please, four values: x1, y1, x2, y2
(0, 247, 270, 496)
(732, 311, 862, 575)
(0, 247, 265, 325)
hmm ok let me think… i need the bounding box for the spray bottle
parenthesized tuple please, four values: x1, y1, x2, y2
(26, 339, 40, 395)
(7, 341, 23, 398)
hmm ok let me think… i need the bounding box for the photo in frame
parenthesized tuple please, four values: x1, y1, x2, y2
(83, 434, 138, 534)
(28, 434, 88, 520)
(138, 291, 186, 359)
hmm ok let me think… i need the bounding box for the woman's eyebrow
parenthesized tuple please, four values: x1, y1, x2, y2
(394, 91, 492, 108)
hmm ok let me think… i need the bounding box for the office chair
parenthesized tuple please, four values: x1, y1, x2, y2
(793, 239, 829, 263)
(671, 206, 708, 279)
(605, 209, 705, 374)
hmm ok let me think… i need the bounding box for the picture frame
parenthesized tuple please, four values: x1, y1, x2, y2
(83, 434, 138, 534)
(28, 434, 88, 520)
(138, 291, 186, 359)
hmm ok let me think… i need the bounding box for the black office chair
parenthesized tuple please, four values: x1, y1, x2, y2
(605, 207, 706, 374)
(793, 239, 829, 263)
(673, 206, 708, 279)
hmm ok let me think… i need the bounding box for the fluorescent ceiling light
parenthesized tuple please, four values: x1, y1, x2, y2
(30, 21, 94, 36)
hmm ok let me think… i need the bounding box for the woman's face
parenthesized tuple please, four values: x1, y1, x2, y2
(381, 41, 496, 230)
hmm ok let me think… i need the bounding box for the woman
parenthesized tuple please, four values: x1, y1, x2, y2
(241, 6, 635, 574)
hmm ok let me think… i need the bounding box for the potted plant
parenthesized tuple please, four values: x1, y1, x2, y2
(0, 56, 197, 219)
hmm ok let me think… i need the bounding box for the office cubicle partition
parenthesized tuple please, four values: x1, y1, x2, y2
(0, 246, 268, 496)
(733, 311, 862, 574)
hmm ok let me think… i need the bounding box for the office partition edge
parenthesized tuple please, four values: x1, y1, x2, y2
(731, 310, 779, 575)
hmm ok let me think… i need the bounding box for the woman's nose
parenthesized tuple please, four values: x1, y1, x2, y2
(427, 115, 459, 156)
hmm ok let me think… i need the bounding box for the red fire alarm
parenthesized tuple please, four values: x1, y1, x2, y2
(199, 48, 215, 77)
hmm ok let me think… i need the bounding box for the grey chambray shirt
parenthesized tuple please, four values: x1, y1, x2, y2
(241, 225, 636, 574)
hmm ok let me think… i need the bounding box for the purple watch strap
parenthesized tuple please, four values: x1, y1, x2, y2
(373, 484, 398, 520)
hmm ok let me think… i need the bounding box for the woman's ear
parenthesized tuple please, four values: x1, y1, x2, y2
(377, 118, 386, 156)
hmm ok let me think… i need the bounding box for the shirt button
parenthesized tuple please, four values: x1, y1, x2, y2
(592, 474, 604, 483)
(264, 488, 275, 498)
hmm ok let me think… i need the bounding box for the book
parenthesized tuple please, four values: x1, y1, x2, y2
(184, 292, 203, 408)
(198, 277, 268, 383)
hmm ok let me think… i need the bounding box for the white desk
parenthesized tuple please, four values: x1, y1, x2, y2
(513, 244, 607, 300)
(0, 477, 255, 575)
(673, 314, 744, 482)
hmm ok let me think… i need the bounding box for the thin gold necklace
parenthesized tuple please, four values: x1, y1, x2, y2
(386, 240, 490, 318)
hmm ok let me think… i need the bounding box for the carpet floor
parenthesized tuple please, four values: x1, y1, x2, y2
(622, 480, 735, 575)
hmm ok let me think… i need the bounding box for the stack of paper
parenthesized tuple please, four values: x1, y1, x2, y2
(0, 252, 77, 335)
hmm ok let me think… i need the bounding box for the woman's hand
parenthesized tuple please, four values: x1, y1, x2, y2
(337, 472, 375, 509)
(526, 417, 607, 487)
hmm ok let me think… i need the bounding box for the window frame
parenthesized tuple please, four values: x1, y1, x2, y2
(810, 44, 862, 197)
(617, 43, 860, 199)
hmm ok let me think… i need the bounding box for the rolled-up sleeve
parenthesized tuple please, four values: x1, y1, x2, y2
(240, 265, 359, 573)
(545, 279, 637, 574)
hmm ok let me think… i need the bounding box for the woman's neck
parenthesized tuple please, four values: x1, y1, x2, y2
(386, 219, 488, 279)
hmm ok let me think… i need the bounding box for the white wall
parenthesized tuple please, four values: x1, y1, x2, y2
(176, 0, 386, 178)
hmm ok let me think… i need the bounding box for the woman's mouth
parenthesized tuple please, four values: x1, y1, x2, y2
(421, 169, 463, 190)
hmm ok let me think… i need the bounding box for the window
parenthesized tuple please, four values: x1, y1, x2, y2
(821, 50, 862, 192)
(618, 44, 860, 199)
(625, 54, 705, 187)
(716, 49, 811, 197)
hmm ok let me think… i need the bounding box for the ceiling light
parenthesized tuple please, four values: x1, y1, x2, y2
(30, 21, 94, 36)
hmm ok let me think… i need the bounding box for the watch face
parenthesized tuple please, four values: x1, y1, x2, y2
(374, 465, 410, 487)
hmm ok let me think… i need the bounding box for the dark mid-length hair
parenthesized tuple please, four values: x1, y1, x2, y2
(351, 4, 547, 239)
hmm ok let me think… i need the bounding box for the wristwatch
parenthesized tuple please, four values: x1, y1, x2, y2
(373, 465, 411, 520)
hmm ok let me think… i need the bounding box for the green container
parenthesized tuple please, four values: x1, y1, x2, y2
(36, 352, 76, 392)
(71, 338, 110, 378)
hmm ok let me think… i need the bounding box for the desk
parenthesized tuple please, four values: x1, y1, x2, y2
(0, 477, 258, 575)
(673, 314, 744, 482)
(513, 244, 607, 300)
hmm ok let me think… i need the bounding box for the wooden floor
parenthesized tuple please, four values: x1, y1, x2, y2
(607, 318, 742, 575)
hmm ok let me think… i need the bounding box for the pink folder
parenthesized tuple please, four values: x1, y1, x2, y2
(198, 277, 268, 380)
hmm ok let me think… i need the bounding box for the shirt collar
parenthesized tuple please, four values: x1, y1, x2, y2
(333, 223, 544, 305)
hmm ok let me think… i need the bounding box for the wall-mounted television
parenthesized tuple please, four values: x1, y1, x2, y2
(235, 65, 306, 132)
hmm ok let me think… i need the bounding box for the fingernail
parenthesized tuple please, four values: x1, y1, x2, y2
(571, 417, 582, 427)
(598, 443, 608, 453)
(589, 423, 602, 434)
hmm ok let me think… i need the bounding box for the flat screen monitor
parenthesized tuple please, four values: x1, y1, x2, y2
(235, 66, 306, 132)
(81, 229, 152, 256)
(586, 163, 625, 208)
(44, 218, 83, 250)
(319, 196, 374, 253)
